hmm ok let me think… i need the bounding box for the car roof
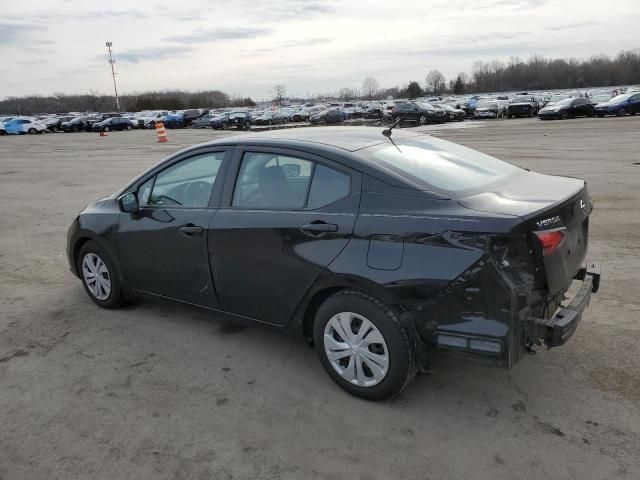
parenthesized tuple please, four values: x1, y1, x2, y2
(209, 126, 424, 152)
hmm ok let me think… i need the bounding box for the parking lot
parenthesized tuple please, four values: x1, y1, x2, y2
(1, 118, 639, 479)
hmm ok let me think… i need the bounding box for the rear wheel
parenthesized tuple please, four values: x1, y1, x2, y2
(77, 241, 124, 309)
(313, 290, 417, 401)
(560, 111, 568, 120)
(126, 124, 133, 130)
(244, 121, 252, 130)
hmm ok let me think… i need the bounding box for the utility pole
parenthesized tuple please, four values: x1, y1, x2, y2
(105, 41, 121, 111)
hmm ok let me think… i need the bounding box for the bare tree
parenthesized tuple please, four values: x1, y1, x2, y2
(271, 84, 286, 105)
(362, 77, 379, 100)
(339, 87, 355, 101)
(425, 70, 446, 95)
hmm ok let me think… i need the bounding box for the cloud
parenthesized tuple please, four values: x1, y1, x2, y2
(114, 46, 194, 64)
(0, 22, 40, 45)
(164, 27, 273, 44)
(547, 21, 600, 31)
(226, 0, 336, 20)
(279, 37, 333, 48)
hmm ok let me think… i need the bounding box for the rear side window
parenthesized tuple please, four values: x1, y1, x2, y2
(356, 136, 519, 193)
(307, 165, 350, 209)
(233, 153, 350, 210)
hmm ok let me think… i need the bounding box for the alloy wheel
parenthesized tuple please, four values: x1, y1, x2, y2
(323, 312, 389, 387)
(81, 253, 112, 301)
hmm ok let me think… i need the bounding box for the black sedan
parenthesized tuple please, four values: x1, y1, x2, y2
(91, 117, 135, 132)
(309, 108, 344, 124)
(253, 111, 287, 125)
(538, 98, 595, 120)
(45, 116, 74, 132)
(434, 104, 465, 121)
(191, 114, 213, 128)
(67, 127, 600, 400)
(61, 116, 94, 132)
(391, 101, 445, 125)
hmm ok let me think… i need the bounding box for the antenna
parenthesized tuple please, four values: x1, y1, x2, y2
(105, 41, 121, 112)
(382, 111, 411, 137)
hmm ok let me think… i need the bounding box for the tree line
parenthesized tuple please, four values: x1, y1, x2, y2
(2, 49, 639, 115)
(0, 90, 256, 116)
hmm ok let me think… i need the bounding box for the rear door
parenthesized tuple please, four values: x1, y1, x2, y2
(117, 148, 230, 307)
(209, 147, 360, 325)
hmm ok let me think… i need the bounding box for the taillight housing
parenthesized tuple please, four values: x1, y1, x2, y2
(534, 228, 567, 256)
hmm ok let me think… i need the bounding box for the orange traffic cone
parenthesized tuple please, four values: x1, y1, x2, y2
(99, 130, 107, 137)
(155, 122, 168, 143)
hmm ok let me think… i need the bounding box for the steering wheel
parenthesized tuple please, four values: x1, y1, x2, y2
(183, 181, 211, 206)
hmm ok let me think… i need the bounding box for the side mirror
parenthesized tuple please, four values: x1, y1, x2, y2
(119, 192, 139, 213)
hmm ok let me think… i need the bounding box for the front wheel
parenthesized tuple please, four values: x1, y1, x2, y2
(418, 115, 426, 125)
(244, 121, 251, 130)
(313, 290, 417, 401)
(28, 128, 37, 134)
(617, 108, 626, 117)
(77, 241, 124, 309)
(560, 111, 568, 120)
(104, 126, 110, 132)
(126, 125, 132, 130)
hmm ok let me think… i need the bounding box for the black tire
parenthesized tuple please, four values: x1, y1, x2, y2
(104, 126, 110, 132)
(617, 108, 626, 117)
(126, 124, 133, 130)
(313, 290, 417, 401)
(77, 240, 124, 309)
(244, 121, 251, 130)
(28, 128, 37, 134)
(597, 114, 605, 118)
(560, 111, 568, 120)
(221, 122, 228, 130)
(418, 115, 426, 125)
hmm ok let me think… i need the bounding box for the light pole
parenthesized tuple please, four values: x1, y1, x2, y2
(105, 41, 121, 111)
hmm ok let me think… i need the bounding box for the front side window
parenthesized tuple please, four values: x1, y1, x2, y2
(233, 153, 313, 210)
(147, 152, 224, 207)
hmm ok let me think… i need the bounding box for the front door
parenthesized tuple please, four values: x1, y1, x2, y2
(209, 148, 360, 325)
(117, 150, 228, 307)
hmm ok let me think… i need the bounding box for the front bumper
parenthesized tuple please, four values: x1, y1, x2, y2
(527, 263, 600, 348)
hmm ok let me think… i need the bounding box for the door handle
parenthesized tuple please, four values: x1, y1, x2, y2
(179, 224, 204, 236)
(300, 221, 338, 237)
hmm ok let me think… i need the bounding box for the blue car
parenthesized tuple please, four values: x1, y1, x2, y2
(595, 92, 640, 117)
(163, 112, 184, 129)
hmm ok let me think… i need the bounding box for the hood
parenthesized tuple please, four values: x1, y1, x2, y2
(457, 170, 585, 218)
(509, 102, 533, 106)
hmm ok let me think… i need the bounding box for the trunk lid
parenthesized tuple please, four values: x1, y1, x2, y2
(458, 171, 592, 294)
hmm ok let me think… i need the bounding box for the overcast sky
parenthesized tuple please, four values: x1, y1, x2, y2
(1, 0, 638, 100)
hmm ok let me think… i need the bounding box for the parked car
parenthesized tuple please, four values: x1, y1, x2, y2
(0, 116, 15, 134)
(177, 109, 203, 127)
(91, 117, 135, 132)
(61, 116, 95, 132)
(191, 114, 214, 128)
(435, 104, 466, 121)
(594, 92, 640, 117)
(391, 101, 445, 125)
(538, 98, 595, 120)
(309, 108, 344, 124)
(227, 112, 252, 129)
(210, 112, 233, 129)
(67, 127, 600, 400)
(507, 94, 541, 118)
(1, 116, 47, 134)
(253, 111, 288, 125)
(363, 105, 383, 119)
(45, 116, 74, 132)
(135, 111, 169, 129)
(474, 99, 507, 119)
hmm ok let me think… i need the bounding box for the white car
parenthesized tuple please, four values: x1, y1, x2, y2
(133, 110, 169, 129)
(1, 116, 47, 134)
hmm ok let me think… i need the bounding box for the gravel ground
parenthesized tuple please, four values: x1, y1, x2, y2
(1, 117, 639, 480)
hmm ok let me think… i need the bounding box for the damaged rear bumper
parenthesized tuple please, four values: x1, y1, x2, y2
(527, 263, 600, 348)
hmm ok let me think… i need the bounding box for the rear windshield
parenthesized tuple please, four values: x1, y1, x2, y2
(356, 136, 519, 192)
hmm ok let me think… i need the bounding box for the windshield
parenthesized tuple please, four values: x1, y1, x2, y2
(511, 96, 531, 103)
(553, 98, 574, 106)
(610, 93, 632, 104)
(356, 136, 519, 193)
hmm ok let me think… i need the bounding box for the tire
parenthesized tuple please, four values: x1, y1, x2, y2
(418, 115, 426, 125)
(617, 108, 626, 117)
(221, 122, 228, 130)
(597, 114, 605, 118)
(104, 126, 110, 132)
(508, 114, 513, 119)
(126, 125, 132, 130)
(77, 240, 124, 309)
(560, 111, 568, 120)
(313, 290, 417, 401)
(28, 128, 37, 134)
(150, 121, 156, 129)
(393, 115, 402, 126)
(244, 121, 251, 130)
